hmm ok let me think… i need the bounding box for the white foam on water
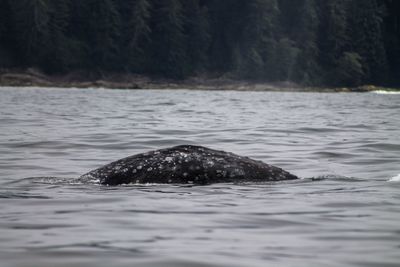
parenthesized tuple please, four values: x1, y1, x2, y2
(371, 90, 400, 95)
(388, 174, 400, 182)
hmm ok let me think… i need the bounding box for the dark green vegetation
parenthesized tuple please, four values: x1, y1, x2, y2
(0, 0, 399, 87)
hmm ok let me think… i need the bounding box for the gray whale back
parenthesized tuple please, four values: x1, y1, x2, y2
(79, 145, 298, 185)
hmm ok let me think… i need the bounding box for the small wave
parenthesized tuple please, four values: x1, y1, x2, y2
(0, 191, 50, 199)
(388, 174, 400, 182)
(371, 90, 400, 95)
(306, 175, 365, 182)
(4, 176, 78, 186)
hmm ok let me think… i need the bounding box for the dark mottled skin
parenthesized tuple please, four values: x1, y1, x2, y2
(79, 145, 298, 185)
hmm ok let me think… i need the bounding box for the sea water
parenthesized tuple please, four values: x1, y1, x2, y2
(0, 87, 399, 267)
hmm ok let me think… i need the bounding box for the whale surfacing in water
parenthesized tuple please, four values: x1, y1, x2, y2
(80, 145, 298, 185)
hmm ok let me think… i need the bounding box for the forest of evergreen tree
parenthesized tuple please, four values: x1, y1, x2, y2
(0, 0, 399, 87)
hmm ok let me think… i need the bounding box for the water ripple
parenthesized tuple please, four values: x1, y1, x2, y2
(0, 87, 400, 267)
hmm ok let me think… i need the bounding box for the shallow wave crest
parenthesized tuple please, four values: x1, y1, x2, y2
(388, 174, 400, 182)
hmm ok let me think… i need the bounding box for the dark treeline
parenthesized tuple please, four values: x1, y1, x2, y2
(0, 0, 399, 86)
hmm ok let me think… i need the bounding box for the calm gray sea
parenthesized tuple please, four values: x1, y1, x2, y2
(0, 87, 399, 267)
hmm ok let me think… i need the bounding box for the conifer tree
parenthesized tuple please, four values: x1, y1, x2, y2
(84, 0, 121, 71)
(182, 0, 211, 72)
(150, 0, 188, 78)
(0, 0, 5, 41)
(42, 0, 71, 72)
(9, 0, 50, 65)
(335, 51, 365, 86)
(207, 0, 243, 72)
(0, 0, 16, 67)
(1, 0, 399, 86)
(291, 0, 320, 84)
(318, 0, 349, 70)
(125, 0, 152, 72)
(348, 0, 388, 83)
(233, 0, 279, 79)
(271, 38, 299, 81)
(383, 0, 400, 85)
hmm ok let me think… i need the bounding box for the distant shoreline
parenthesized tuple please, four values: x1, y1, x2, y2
(0, 68, 398, 93)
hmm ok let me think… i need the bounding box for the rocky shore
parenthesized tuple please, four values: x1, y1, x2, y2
(0, 68, 397, 92)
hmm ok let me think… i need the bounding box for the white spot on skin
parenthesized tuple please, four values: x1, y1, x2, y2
(206, 160, 215, 167)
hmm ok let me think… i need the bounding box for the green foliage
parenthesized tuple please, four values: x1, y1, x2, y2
(183, 0, 211, 72)
(318, 0, 349, 68)
(348, 0, 388, 83)
(123, 0, 152, 72)
(0, 0, 399, 86)
(82, 0, 121, 71)
(236, 0, 279, 79)
(335, 52, 365, 86)
(150, 0, 188, 79)
(291, 0, 320, 85)
(207, 0, 244, 72)
(383, 0, 400, 85)
(0, 0, 17, 67)
(9, 0, 50, 65)
(0, 0, 5, 40)
(271, 38, 300, 81)
(42, 0, 71, 72)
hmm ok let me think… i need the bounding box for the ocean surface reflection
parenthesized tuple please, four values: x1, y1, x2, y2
(0, 87, 399, 267)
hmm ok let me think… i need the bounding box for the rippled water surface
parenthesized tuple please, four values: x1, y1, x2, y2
(0, 87, 399, 267)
